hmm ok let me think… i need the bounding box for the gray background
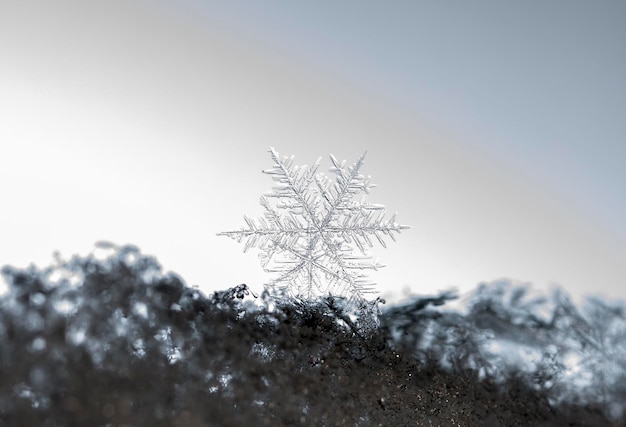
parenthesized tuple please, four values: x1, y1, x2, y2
(1, 1, 624, 303)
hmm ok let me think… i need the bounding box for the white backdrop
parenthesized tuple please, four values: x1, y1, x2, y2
(1, 1, 625, 303)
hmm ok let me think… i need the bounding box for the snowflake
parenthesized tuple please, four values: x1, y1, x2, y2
(217, 147, 409, 305)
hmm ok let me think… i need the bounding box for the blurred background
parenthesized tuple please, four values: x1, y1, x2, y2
(1, 1, 625, 303)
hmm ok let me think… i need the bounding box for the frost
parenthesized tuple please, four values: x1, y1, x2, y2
(30, 337, 46, 352)
(53, 299, 76, 315)
(133, 301, 149, 319)
(218, 147, 408, 305)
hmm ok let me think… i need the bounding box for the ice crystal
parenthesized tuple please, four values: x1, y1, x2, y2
(218, 148, 409, 305)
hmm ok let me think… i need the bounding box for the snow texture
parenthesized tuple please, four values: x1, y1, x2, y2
(218, 147, 408, 305)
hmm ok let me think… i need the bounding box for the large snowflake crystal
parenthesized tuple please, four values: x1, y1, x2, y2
(217, 147, 409, 305)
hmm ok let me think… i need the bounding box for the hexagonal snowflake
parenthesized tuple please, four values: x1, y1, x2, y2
(218, 148, 408, 305)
